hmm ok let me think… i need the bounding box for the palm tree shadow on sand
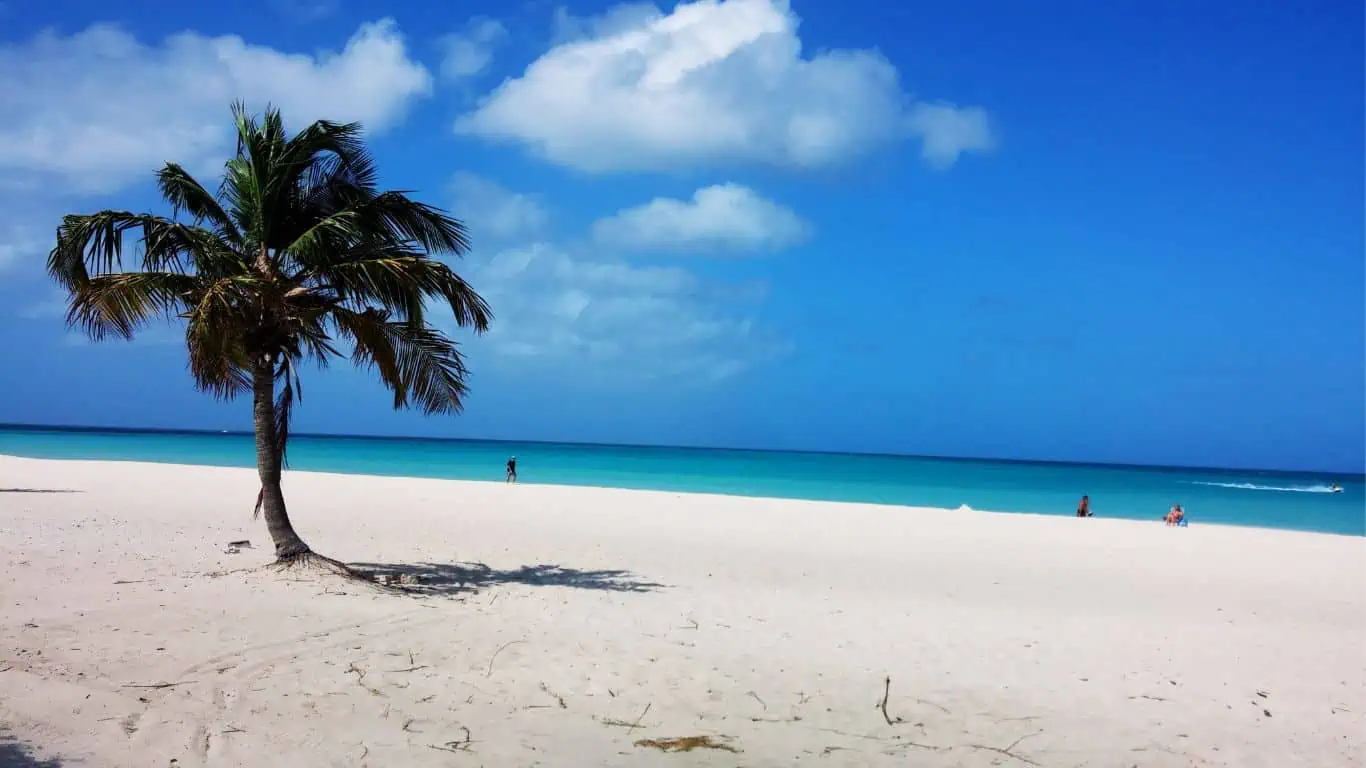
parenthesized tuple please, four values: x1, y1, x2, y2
(345, 561, 667, 597)
(0, 729, 62, 768)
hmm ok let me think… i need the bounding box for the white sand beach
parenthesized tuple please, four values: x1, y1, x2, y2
(1, 455, 1362, 767)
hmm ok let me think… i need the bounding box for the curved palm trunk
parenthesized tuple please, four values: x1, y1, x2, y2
(253, 360, 311, 560)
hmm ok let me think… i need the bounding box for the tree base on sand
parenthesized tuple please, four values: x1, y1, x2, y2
(268, 550, 363, 579)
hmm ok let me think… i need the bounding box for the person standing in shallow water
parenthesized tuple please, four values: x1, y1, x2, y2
(1076, 495, 1092, 517)
(505, 456, 517, 483)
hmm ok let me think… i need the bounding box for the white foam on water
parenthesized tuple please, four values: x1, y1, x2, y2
(1187, 481, 1339, 494)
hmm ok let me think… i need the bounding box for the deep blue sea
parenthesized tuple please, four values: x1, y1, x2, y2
(1, 426, 1362, 536)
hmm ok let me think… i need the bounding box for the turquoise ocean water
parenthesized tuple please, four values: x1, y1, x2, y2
(1, 425, 1362, 536)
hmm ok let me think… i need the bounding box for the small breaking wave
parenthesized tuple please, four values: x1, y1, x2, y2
(1188, 481, 1340, 494)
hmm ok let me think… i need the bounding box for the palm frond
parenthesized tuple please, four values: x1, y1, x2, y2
(331, 307, 402, 393)
(184, 276, 257, 400)
(281, 118, 372, 193)
(291, 244, 492, 331)
(333, 308, 472, 415)
(299, 151, 377, 213)
(157, 163, 242, 244)
(353, 192, 472, 256)
(66, 271, 196, 341)
(273, 355, 300, 468)
(286, 299, 340, 366)
(302, 250, 430, 322)
(49, 211, 163, 289)
(221, 156, 268, 252)
(423, 261, 492, 332)
(228, 102, 282, 249)
(49, 211, 242, 291)
(144, 220, 244, 279)
(280, 210, 365, 271)
(258, 113, 374, 258)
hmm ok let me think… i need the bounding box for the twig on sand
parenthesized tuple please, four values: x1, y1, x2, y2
(748, 691, 768, 711)
(885, 739, 949, 754)
(428, 726, 474, 753)
(810, 726, 887, 742)
(878, 677, 904, 726)
(913, 697, 951, 715)
(485, 640, 526, 678)
(122, 681, 194, 690)
(389, 665, 429, 673)
(966, 731, 1043, 766)
(599, 703, 653, 730)
(112, 580, 147, 585)
(221, 726, 246, 734)
(539, 682, 568, 709)
(635, 735, 740, 754)
(345, 662, 384, 697)
(629, 702, 652, 734)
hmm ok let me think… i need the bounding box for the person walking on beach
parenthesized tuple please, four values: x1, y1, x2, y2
(505, 456, 517, 483)
(1165, 503, 1185, 526)
(1076, 495, 1092, 517)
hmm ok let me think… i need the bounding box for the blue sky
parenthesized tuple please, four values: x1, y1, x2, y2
(0, 0, 1361, 472)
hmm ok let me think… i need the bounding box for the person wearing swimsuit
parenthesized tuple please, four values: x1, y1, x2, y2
(1076, 495, 1092, 517)
(505, 456, 517, 483)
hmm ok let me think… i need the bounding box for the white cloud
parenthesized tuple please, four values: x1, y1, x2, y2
(908, 102, 997, 169)
(16, 290, 67, 320)
(549, 3, 664, 43)
(0, 19, 432, 192)
(465, 242, 785, 381)
(441, 179, 790, 382)
(455, 0, 994, 173)
(593, 183, 809, 253)
(0, 225, 44, 272)
(439, 17, 509, 79)
(450, 173, 550, 244)
(0, 242, 24, 272)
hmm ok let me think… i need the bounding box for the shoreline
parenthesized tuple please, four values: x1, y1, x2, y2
(2, 455, 1362, 766)
(3, 452, 1361, 539)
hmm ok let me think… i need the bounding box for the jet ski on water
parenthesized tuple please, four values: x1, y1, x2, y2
(1329, 483, 1342, 493)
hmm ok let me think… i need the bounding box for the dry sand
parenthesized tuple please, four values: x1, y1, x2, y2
(0, 455, 1362, 767)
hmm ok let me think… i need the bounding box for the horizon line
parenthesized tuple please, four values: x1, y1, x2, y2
(0, 422, 1360, 479)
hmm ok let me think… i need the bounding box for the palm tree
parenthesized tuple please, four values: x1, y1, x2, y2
(48, 104, 492, 564)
